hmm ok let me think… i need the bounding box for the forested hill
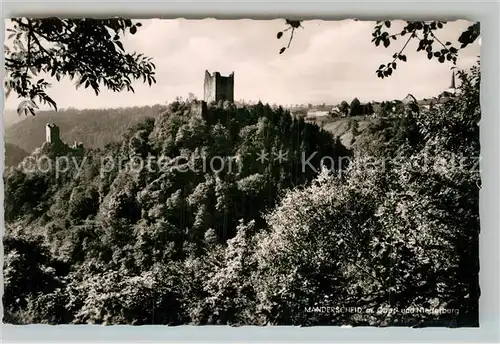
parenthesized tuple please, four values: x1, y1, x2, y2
(4, 105, 168, 153)
(4, 143, 30, 167)
(3, 66, 480, 326)
(3, 109, 27, 128)
(4, 102, 406, 164)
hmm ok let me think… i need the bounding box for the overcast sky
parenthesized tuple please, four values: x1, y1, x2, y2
(4, 19, 480, 110)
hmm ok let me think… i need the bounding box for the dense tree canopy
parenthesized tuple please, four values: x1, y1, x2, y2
(339, 100, 349, 116)
(3, 64, 480, 325)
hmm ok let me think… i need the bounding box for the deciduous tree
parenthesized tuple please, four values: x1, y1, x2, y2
(349, 97, 363, 116)
(4, 18, 157, 116)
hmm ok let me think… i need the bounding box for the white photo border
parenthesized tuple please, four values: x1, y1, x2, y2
(1, 1, 498, 343)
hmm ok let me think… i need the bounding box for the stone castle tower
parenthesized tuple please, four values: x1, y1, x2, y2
(449, 71, 456, 90)
(45, 123, 60, 143)
(204, 70, 234, 103)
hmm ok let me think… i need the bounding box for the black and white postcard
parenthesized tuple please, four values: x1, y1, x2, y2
(3, 18, 481, 327)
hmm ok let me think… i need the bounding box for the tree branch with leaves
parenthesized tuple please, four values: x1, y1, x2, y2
(276, 19, 480, 78)
(4, 17, 157, 116)
(372, 21, 479, 79)
(276, 20, 303, 54)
